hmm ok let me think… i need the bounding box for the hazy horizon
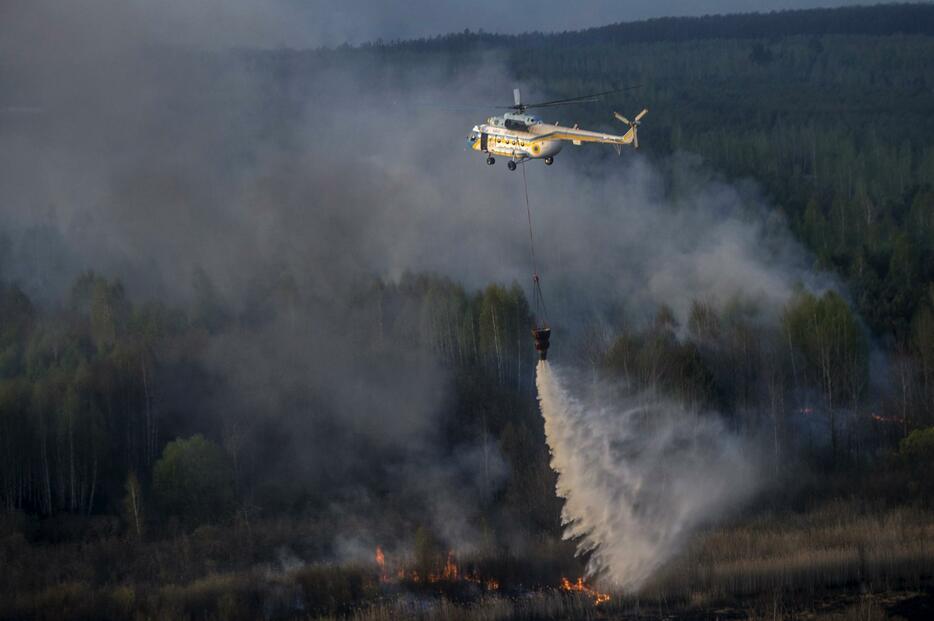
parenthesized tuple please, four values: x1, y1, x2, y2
(3, 1, 906, 52)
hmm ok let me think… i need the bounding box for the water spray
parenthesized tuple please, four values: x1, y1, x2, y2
(535, 361, 758, 591)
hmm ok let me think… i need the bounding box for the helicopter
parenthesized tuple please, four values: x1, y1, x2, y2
(467, 88, 647, 170)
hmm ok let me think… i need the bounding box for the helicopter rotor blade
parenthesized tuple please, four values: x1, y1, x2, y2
(514, 88, 521, 107)
(411, 101, 498, 111)
(635, 108, 649, 122)
(528, 96, 602, 109)
(519, 85, 641, 110)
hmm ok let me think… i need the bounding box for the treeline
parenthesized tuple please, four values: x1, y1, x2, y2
(0, 271, 564, 542)
(3, 266, 932, 526)
(365, 4, 934, 50)
(0, 275, 171, 516)
(496, 15, 934, 342)
(3, 0, 933, 530)
(256, 3, 934, 343)
(599, 291, 882, 468)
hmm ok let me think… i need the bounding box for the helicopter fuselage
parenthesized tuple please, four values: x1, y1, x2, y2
(467, 110, 640, 168)
(468, 113, 563, 163)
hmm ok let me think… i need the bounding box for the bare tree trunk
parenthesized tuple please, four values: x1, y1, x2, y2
(55, 440, 65, 510)
(40, 419, 53, 515)
(816, 314, 836, 465)
(141, 353, 155, 465)
(785, 324, 800, 396)
(768, 372, 783, 464)
(516, 302, 521, 395)
(481, 414, 490, 498)
(490, 306, 503, 385)
(126, 472, 144, 538)
(87, 455, 97, 515)
(69, 417, 77, 512)
(896, 353, 912, 438)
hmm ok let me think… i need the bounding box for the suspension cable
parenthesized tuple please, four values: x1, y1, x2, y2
(521, 160, 537, 276)
(521, 162, 548, 325)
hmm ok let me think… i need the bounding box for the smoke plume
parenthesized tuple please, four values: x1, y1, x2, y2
(536, 361, 758, 591)
(1, 0, 832, 558)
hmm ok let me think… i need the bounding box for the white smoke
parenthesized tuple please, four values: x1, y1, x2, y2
(536, 360, 758, 591)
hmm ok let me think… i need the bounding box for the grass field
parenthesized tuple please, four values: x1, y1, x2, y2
(342, 501, 934, 620)
(2, 501, 932, 620)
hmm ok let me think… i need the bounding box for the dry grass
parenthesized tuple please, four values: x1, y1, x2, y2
(640, 501, 934, 609)
(330, 592, 600, 621)
(2, 501, 932, 620)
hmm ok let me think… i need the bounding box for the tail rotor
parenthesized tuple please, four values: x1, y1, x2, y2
(614, 108, 648, 149)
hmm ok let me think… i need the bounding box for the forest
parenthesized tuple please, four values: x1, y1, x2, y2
(2, 3, 934, 620)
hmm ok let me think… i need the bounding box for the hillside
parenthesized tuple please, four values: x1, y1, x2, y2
(298, 3, 934, 339)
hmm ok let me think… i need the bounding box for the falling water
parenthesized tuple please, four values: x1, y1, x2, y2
(536, 360, 758, 591)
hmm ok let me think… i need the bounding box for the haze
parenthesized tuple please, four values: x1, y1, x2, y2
(7, 0, 886, 50)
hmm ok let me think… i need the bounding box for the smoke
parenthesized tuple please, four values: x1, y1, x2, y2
(0, 0, 831, 320)
(0, 0, 835, 558)
(536, 361, 759, 591)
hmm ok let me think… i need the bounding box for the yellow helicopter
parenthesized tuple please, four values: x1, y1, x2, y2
(468, 88, 648, 170)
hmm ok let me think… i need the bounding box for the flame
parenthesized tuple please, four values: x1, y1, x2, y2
(465, 572, 500, 591)
(373, 546, 499, 590)
(427, 551, 458, 583)
(375, 545, 389, 583)
(440, 551, 458, 581)
(871, 412, 905, 424)
(560, 577, 611, 605)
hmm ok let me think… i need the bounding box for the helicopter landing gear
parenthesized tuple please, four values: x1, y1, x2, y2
(507, 160, 517, 171)
(544, 156, 554, 166)
(486, 156, 495, 165)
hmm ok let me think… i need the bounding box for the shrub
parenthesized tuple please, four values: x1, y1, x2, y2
(153, 435, 235, 527)
(899, 427, 934, 500)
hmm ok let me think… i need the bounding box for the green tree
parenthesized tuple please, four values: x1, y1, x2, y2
(69, 272, 129, 353)
(899, 427, 934, 465)
(153, 435, 235, 527)
(911, 287, 934, 427)
(783, 290, 868, 462)
(899, 427, 934, 501)
(802, 195, 830, 261)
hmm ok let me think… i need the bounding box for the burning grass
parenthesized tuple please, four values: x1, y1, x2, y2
(330, 501, 934, 620)
(559, 576, 610, 605)
(2, 501, 933, 619)
(373, 546, 500, 592)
